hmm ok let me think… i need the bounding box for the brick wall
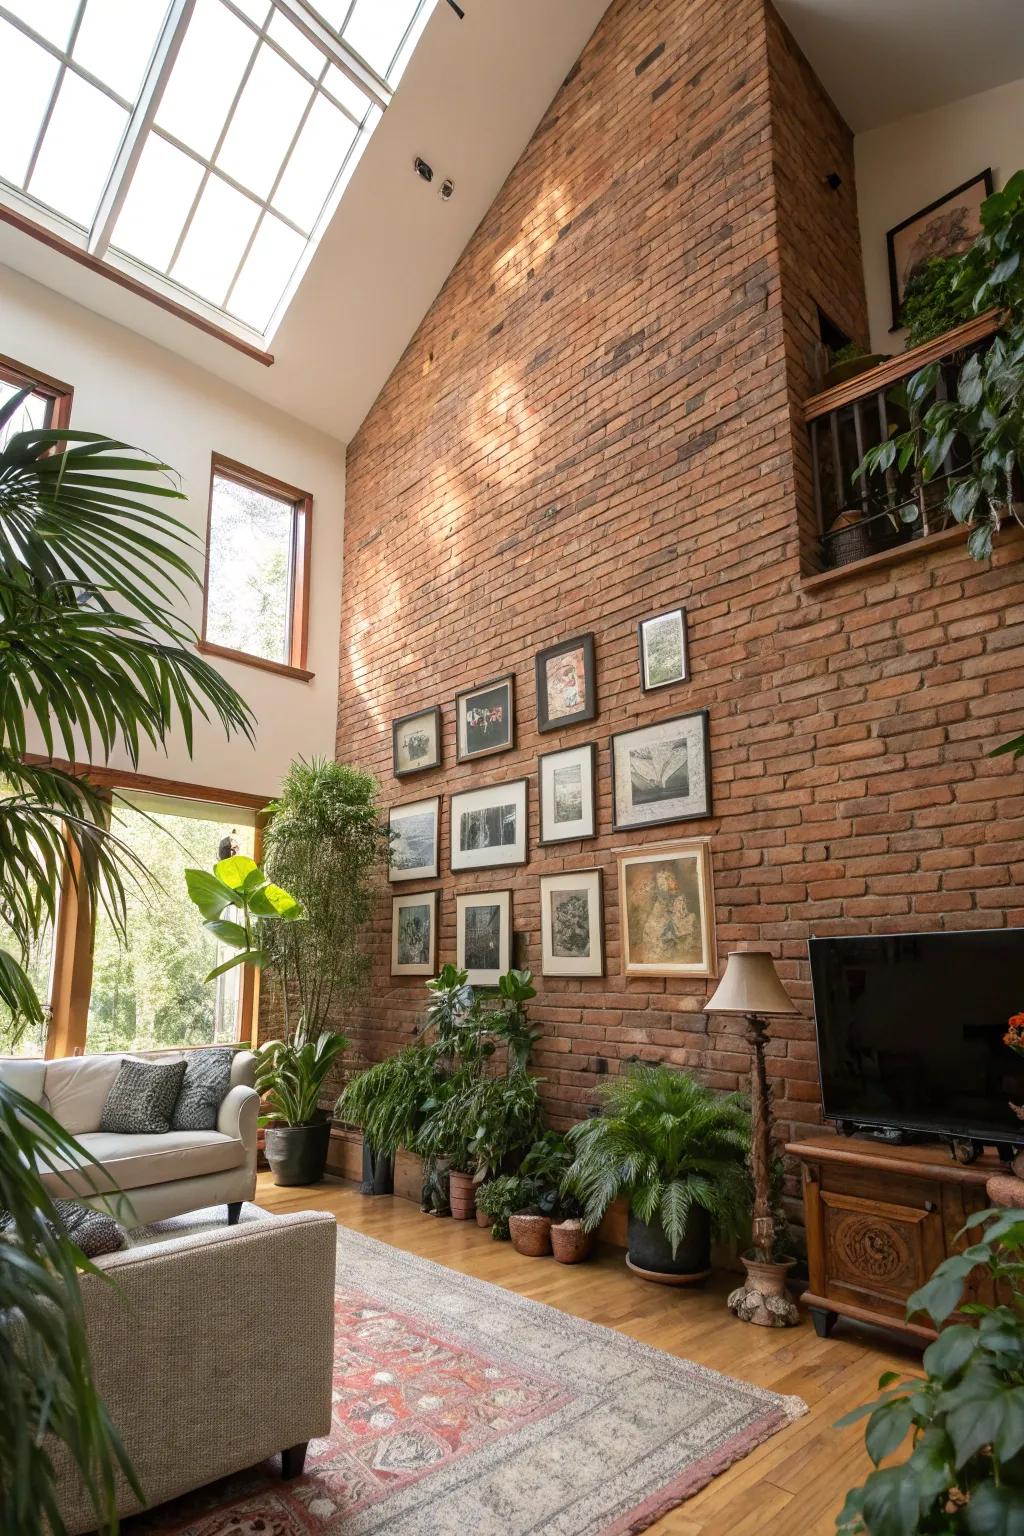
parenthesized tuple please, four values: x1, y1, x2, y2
(335, 0, 1024, 1158)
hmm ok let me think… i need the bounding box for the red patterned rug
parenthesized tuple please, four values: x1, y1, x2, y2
(127, 1216, 804, 1535)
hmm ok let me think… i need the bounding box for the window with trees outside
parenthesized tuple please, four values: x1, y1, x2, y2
(201, 454, 312, 676)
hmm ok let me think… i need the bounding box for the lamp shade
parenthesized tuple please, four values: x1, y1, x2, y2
(705, 949, 798, 1017)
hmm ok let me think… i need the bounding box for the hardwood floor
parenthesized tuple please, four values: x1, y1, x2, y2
(256, 1172, 921, 1535)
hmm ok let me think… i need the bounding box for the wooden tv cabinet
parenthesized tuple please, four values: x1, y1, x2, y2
(786, 1136, 1002, 1343)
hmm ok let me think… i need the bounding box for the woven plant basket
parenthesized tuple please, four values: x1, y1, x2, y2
(550, 1219, 593, 1264)
(509, 1212, 552, 1257)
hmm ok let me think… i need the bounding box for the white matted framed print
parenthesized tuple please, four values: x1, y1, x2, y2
(540, 869, 603, 977)
(638, 606, 689, 691)
(450, 779, 528, 872)
(392, 706, 441, 777)
(456, 889, 511, 985)
(455, 675, 515, 762)
(538, 742, 596, 844)
(391, 891, 438, 977)
(617, 840, 716, 979)
(611, 709, 711, 830)
(388, 797, 440, 882)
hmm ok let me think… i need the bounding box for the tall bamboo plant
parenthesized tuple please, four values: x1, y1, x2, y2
(0, 395, 253, 1534)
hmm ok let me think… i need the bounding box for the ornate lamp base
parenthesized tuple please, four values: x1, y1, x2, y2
(727, 1255, 800, 1328)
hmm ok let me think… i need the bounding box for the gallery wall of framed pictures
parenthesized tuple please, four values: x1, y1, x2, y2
(384, 602, 720, 982)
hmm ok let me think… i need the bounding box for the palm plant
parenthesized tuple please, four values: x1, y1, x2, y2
(564, 1065, 751, 1258)
(0, 398, 253, 1532)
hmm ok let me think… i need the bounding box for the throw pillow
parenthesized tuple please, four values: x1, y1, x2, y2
(0, 1200, 127, 1257)
(171, 1048, 234, 1131)
(100, 1057, 187, 1135)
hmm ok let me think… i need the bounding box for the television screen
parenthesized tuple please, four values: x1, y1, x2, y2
(809, 929, 1024, 1142)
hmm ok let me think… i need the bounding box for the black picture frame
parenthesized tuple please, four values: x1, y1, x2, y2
(455, 674, 515, 762)
(387, 796, 441, 882)
(637, 606, 689, 692)
(537, 741, 597, 845)
(610, 708, 712, 831)
(539, 867, 604, 978)
(392, 705, 442, 777)
(450, 778, 529, 872)
(886, 168, 993, 330)
(535, 633, 597, 733)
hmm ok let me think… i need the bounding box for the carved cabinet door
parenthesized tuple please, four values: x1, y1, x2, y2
(814, 1187, 945, 1322)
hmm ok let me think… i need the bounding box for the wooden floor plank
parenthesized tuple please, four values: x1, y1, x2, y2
(255, 1173, 917, 1534)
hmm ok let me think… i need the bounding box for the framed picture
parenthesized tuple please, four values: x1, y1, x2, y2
(611, 709, 711, 830)
(388, 797, 440, 882)
(887, 169, 992, 329)
(535, 634, 596, 732)
(617, 840, 716, 979)
(455, 675, 514, 762)
(538, 742, 596, 844)
(540, 869, 603, 977)
(450, 779, 528, 871)
(456, 889, 511, 985)
(391, 891, 438, 976)
(392, 706, 441, 777)
(638, 606, 689, 691)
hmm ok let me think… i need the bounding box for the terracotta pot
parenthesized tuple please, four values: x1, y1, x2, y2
(448, 1170, 477, 1221)
(509, 1212, 552, 1257)
(550, 1219, 593, 1264)
(476, 1206, 491, 1229)
(727, 1254, 800, 1328)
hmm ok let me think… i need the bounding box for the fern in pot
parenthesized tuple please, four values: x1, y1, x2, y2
(564, 1065, 751, 1282)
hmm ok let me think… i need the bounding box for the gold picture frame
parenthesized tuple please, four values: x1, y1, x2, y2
(617, 839, 717, 979)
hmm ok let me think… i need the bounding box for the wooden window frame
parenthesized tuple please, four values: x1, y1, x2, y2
(0, 351, 74, 431)
(28, 760, 270, 1060)
(199, 453, 315, 682)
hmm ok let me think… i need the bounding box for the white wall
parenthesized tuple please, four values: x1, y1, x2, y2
(0, 263, 344, 800)
(856, 76, 1024, 352)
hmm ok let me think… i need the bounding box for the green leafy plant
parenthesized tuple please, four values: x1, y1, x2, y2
(334, 1044, 440, 1157)
(254, 1031, 349, 1127)
(183, 853, 303, 980)
(475, 1174, 536, 1240)
(260, 758, 390, 1039)
(0, 403, 252, 1531)
(831, 341, 869, 367)
(521, 1131, 579, 1218)
(418, 1068, 543, 1180)
(564, 1065, 751, 1257)
(836, 1207, 1024, 1535)
(902, 256, 975, 348)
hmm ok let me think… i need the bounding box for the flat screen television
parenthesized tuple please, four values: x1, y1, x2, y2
(809, 928, 1024, 1145)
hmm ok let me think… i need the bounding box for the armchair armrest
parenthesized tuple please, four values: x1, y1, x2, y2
(217, 1082, 259, 1148)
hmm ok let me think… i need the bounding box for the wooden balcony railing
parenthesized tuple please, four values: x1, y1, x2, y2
(802, 312, 1001, 571)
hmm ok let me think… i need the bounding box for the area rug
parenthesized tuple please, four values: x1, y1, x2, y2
(126, 1205, 805, 1535)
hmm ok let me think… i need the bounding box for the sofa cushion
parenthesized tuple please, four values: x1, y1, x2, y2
(55, 1199, 128, 1257)
(172, 1048, 234, 1131)
(39, 1129, 247, 1198)
(101, 1058, 187, 1135)
(0, 1058, 47, 1105)
(44, 1054, 124, 1134)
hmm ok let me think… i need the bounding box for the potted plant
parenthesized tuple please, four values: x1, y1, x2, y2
(475, 1174, 535, 1239)
(418, 1066, 544, 1221)
(520, 1132, 592, 1263)
(822, 340, 890, 389)
(564, 1065, 751, 1283)
(901, 254, 974, 348)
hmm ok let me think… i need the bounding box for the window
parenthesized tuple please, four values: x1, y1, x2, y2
(0, 0, 436, 343)
(85, 792, 256, 1054)
(0, 914, 56, 1057)
(202, 454, 312, 676)
(0, 352, 73, 449)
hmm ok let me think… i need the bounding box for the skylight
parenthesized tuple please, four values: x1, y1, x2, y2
(0, 0, 435, 343)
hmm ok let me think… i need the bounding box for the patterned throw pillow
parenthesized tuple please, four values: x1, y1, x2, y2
(100, 1058, 187, 1135)
(0, 1200, 127, 1257)
(171, 1048, 234, 1132)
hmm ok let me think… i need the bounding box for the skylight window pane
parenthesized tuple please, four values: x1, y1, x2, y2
(266, 8, 325, 80)
(28, 72, 127, 228)
(227, 0, 272, 22)
(0, 21, 60, 189)
(206, 473, 293, 663)
(272, 93, 355, 232)
(2, 0, 79, 49)
(342, 0, 418, 78)
(323, 63, 371, 122)
(110, 132, 204, 271)
(155, 0, 256, 160)
(217, 42, 312, 200)
(171, 174, 260, 302)
(228, 213, 304, 329)
(73, 0, 168, 101)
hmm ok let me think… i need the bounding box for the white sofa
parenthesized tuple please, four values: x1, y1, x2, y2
(0, 1049, 259, 1226)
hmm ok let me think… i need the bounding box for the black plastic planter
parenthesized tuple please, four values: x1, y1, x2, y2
(265, 1118, 331, 1186)
(361, 1141, 395, 1196)
(626, 1207, 711, 1280)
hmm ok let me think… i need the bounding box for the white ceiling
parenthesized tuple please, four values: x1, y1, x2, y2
(0, 0, 608, 445)
(775, 0, 1024, 134)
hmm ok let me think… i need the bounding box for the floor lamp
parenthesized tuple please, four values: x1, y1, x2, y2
(706, 948, 801, 1327)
